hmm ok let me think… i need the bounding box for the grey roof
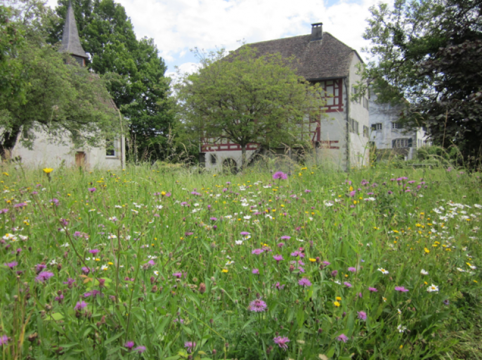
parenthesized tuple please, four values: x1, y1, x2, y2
(245, 32, 361, 81)
(59, 1, 88, 59)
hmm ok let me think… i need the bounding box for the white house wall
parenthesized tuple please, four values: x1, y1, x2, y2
(204, 149, 256, 171)
(348, 54, 370, 168)
(12, 130, 124, 170)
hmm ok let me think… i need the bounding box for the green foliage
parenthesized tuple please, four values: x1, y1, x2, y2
(175, 46, 326, 170)
(49, 0, 175, 162)
(360, 0, 482, 162)
(0, 5, 26, 104)
(0, 0, 120, 159)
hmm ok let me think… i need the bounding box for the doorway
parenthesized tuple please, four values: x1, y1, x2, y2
(75, 152, 86, 167)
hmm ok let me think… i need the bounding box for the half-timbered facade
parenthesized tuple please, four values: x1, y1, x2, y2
(201, 23, 369, 172)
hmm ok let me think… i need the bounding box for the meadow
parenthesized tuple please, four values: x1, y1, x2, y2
(0, 162, 481, 359)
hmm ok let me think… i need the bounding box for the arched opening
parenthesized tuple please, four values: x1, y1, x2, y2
(222, 158, 238, 174)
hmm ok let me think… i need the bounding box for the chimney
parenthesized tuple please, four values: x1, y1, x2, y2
(311, 23, 323, 41)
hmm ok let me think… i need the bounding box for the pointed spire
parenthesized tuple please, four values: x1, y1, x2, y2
(59, 1, 88, 60)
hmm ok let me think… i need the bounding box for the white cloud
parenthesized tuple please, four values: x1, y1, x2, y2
(45, 0, 393, 71)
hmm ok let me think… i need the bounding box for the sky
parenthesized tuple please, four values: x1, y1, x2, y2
(44, 0, 392, 78)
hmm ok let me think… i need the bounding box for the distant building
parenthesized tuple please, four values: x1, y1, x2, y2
(12, 1, 125, 169)
(369, 92, 429, 160)
(200, 23, 370, 172)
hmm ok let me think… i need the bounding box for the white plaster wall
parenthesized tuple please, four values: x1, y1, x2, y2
(348, 54, 370, 168)
(203, 149, 256, 171)
(317, 111, 347, 170)
(12, 130, 124, 170)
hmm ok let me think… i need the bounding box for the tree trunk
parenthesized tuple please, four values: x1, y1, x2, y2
(0, 126, 21, 161)
(241, 144, 247, 172)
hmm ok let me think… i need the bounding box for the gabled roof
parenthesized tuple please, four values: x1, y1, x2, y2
(59, 1, 88, 59)
(246, 32, 361, 81)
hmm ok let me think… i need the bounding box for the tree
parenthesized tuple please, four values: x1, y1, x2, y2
(0, 0, 119, 160)
(0, 5, 26, 104)
(359, 0, 482, 163)
(175, 46, 325, 170)
(49, 0, 175, 162)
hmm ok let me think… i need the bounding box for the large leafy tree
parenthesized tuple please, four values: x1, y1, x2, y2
(0, 0, 119, 160)
(175, 46, 325, 170)
(360, 0, 482, 163)
(49, 0, 175, 162)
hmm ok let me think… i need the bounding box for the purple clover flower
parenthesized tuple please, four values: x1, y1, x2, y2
(273, 254, 283, 262)
(368, 287, 378, 292)
(185, 341, 196, 353)
(395, 286, 409, 292)
(252, 249, 264, 255)
(4, 261, 17, 269)
(344, 282, 352, 288)
(273, 336, 290, 350)
(74, 301, 87, 311)
(357, 311, 367, 321)
(249, 299, 267, 312)
(348, 267, 357, 273)
(273, 171, 288, 180)
(35, 271, 54, 282)
(298, 278, 312, 287)
(337, 334, 348, 342)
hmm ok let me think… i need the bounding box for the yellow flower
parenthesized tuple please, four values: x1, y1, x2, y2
(2, 172, 8, 176)
(309, 258, 316, 262)
(333, 301, 340, 307)
(424, 248, 430, 254)
(43, 168, 53, 174)
(161, 191, 166, 196)
(221, 269, 228, 273)
(336, 296, 342, 301)
(108, 262, 114, 265)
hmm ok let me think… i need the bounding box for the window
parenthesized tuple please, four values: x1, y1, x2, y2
(392, 138, 413, 148)
(106, 139, 116, 157)
(349, 118, 359, 134)
(392, 122, 403, 129)
(363, 125, 369, 138)
(210, 154, 217, 165)
(363, 97, 369, 109)
(371, 123, 382, 131)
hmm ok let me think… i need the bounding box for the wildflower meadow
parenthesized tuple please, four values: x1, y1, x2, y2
(0, 163, 481, 359)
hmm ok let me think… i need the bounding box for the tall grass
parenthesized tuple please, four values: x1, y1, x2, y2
(0, 161, 481, 359)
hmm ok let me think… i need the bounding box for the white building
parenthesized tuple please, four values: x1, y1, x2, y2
(12, 1, 125, 169)
(369, 93, 429, 160)
(200, 23, 370, 172)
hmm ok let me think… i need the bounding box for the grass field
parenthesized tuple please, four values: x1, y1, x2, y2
(0, 162, 481, 359)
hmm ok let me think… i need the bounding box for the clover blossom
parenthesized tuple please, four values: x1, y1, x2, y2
(273, 336, 290, 350)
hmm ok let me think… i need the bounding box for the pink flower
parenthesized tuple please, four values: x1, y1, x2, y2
(124, 341, 135, 350)
(173, 272, 182, 279)
(249, 299, 267, 312)
(0, 335, 9, 346)
(134, 346, 146, 353)
(357, 311, 367, 321)
(74, 301, 87, 311)
(273, 336, 290, 350)
(4, 261, 17, 269)
(273, 254, 283, 262)
(185, 341, 196, 353)
(273, 171, 288, 180)
(348, 267, 356, 272)
(298, 278, 312, 287)
(368, 287, 378, 292)
(35, 271, 54, 282)
(252, 249, 264, 255)
(395, 286, 409, 292)
(344, 282, 352, 288)
(337, 334, 348, 342)
(252, 268, 259, 275)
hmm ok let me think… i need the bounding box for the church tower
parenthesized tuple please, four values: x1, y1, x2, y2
(59, 1, 88, 67)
